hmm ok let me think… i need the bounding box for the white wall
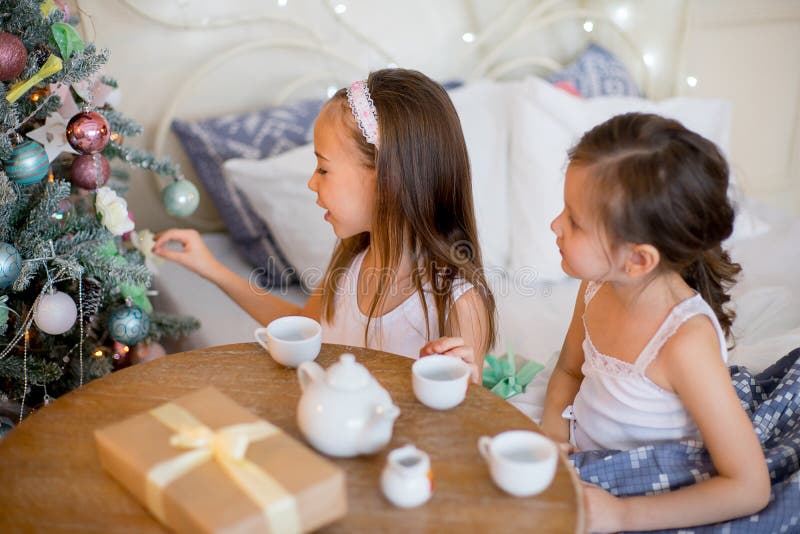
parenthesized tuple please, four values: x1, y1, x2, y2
(73, 0, 799, 231)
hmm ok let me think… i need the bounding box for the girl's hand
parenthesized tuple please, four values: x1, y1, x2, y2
(152, 229, 223, 281)
(583, 482, 626, 534)
(419, 336, 480, 383)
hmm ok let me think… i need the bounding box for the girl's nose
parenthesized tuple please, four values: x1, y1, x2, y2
(308, 172, 318, 192)
(551, 212, 563, 236)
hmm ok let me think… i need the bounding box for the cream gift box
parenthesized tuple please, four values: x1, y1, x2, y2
(94, 386, 346, 533)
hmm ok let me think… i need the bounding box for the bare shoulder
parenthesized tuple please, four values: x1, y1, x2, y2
(659, 313, 725, 376)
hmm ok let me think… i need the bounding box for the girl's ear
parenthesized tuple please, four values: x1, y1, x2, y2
(625, 244, 660, 277)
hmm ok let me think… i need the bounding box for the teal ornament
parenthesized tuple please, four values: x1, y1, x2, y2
(162, 180, 200, 218)
(482, 349, 545, 400)
(0, 242, 22, 289)
(108, 304, 150, 345)
(4, 140, 49, 184)
(120, 283, 153, 315)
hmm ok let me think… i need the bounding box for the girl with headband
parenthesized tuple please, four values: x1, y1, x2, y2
(154, 69, 496, 379)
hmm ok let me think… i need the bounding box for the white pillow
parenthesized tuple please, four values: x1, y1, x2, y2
(508, 76, 768, 280)
(224, 145, 336, 289)
(449, 80, 518, 269)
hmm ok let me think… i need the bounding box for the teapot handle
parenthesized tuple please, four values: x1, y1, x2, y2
(297, 361, 324, 392)
(477, 436, 492, 461)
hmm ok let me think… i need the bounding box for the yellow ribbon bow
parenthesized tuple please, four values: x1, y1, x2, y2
(6, 54, 63, 104)
(147, 402, 300, 533)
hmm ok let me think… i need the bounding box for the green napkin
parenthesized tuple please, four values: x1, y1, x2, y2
(482, 349, 544, 400)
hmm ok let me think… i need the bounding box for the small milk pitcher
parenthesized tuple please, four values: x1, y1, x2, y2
(380, 444, 433, 508)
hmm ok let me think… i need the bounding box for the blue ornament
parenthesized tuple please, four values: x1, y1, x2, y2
(108, 304, 151, 345)
(162, 180, 200, 218)
(0, 242, 22, 289)
(4, 140, 49, 185)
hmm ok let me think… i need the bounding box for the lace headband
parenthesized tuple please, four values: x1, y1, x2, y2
(346, 80, 379, 146)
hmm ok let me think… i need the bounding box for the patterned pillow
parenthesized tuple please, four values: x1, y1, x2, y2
(547, 43, 641, 97)
(172, 98, 324, 288)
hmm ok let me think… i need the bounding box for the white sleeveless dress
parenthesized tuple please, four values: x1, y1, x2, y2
(322, 251, 474, 359)
(564, 281, 728, 451)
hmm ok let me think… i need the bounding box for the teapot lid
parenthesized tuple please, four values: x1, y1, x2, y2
(326, 353, 371, 391)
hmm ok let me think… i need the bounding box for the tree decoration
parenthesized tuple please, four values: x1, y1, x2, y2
(66, 110, 110, 154)
(25, 112, 79, 162)
(94, 186, 134, 235)
(0, 243, 22, 289)
(3, 140, 50, 184)
(71, 153, 110, 189)
(108, 303, 150, 345)
(50, 22, 84, 61)
(0, 32, 27, 81)
(162, 179, 200, 218)
(33, 290, 77, 335)
(5, 53, 62, 103)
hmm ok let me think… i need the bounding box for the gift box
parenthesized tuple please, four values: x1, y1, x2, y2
(95, 387, 347, 533)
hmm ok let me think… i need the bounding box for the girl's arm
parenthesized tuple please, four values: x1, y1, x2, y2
(587, 317, 771, 533)
(418, 288, 490, 383)
(540, 280, 588, 443)
(153, 229, 322, 325)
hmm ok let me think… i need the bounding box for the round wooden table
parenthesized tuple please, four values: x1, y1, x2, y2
(0, 343, 583, 533)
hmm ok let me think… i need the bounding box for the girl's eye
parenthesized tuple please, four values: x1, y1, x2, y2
(316, 168, 327, 175)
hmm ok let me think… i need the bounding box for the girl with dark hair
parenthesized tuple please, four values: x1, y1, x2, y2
(540, 113, 769, 531)
(154, 69, 495, 381)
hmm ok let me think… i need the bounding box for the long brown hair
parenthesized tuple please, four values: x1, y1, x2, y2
(569, 112, 741, 340)
(320, 68, 496, 353)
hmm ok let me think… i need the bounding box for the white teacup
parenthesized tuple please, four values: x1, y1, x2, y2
(478, 430, 558, 497)
(412, 355, 470, 410)
(254, 316, 321, 368)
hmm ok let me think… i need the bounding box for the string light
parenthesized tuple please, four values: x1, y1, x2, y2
(277, 0, 288, 6)
(326, 85, 337, 98)
(642, 53, 655, 67)
(333, 3, 346, 15)
(462, 32, 475, 43)
(686, 76, 698, 87)
(613, 6, 630, 24)
(583, 20, 594, 33)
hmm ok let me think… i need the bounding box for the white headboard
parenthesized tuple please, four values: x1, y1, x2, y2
(74, 0, 799, 230)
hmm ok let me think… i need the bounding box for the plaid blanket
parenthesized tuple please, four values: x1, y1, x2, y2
(570, 348, 800, 533)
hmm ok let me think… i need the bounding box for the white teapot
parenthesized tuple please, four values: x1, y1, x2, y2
(297, 353, 401, 457)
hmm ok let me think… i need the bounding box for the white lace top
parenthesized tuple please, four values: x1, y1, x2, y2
(322, 251, 474, 359)
(566, 281, 728, 451)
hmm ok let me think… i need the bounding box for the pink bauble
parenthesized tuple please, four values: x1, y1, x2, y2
(70, 153, 110, 189)
(66, 111, 110, 154)
(0, 32, 27, 81)
(131, 341, 167, 365)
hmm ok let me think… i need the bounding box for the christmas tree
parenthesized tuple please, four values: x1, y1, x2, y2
(0, 0, 200, 431)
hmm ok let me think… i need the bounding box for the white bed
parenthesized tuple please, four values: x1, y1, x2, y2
(77, 0, 800, 423)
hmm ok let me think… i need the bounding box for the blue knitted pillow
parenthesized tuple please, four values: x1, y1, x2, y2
(172, 98, 324, 288)
(547, 43, 641, 97)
